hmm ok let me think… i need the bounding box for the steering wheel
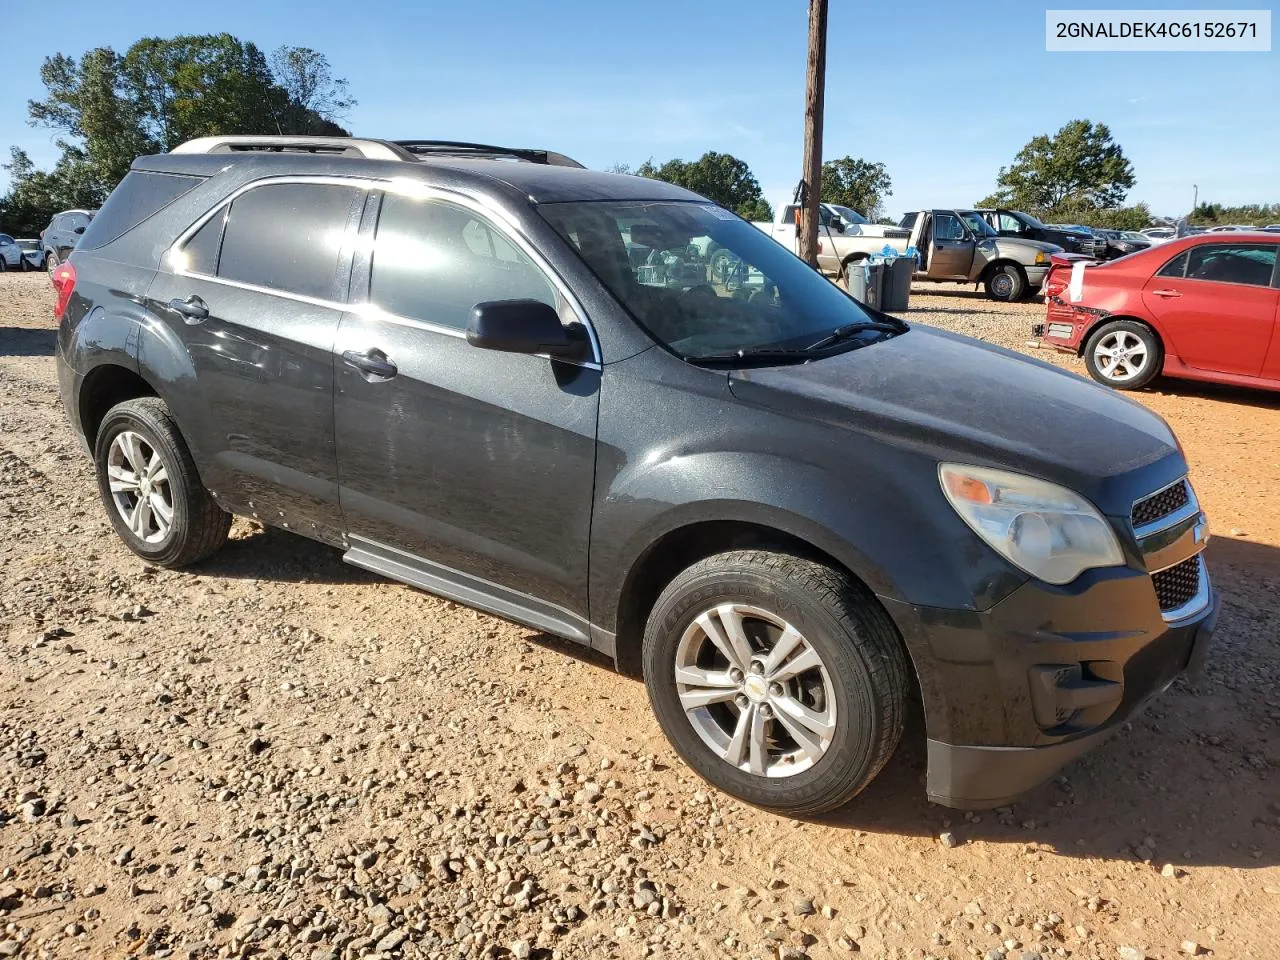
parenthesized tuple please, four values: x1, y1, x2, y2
(679, 284, 719, 308)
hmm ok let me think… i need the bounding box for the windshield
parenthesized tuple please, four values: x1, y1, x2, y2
(829, 204, 868, 225)
(538, 200, 898, 361)
(959, 211, 998, 237)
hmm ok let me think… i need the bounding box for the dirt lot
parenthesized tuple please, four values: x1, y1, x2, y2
(1, 272, 1277, 960)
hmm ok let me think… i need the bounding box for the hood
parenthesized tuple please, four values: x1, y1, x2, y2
(992, 236, 1062, 257)
(727, 324, 1183, 512)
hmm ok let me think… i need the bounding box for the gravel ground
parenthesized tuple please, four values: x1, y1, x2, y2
(2, 272, 1278, 960)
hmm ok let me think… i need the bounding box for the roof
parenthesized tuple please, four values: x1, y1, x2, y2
(135, 147, 704, 206)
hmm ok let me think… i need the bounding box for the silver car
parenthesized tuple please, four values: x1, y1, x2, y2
(0, 234, 38, 271)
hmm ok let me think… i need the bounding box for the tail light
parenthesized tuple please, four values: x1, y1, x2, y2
(51, 261, 76, 319)
(1044, 267, 1068, 300)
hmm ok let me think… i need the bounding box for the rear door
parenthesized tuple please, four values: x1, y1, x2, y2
(927, 211, 975, 278)
(147, 177, 366, 542)
(1142, 242, 1279, 377)
(332, 187, 600, 625)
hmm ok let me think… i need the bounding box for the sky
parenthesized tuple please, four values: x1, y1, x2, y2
(1, 0, 1276, 219)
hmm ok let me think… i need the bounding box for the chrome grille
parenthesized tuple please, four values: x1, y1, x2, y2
(1152, 556, 1201, 612)
(1132, 480, 1190, 529)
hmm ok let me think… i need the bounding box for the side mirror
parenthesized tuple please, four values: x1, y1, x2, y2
(831, 218, 846, 233)
(73, 225, 86, 235)
(467, 299, 587, 360)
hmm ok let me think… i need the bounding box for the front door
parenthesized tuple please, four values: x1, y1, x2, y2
(145, 178, 367, 542)
(1142, 242, 1279, 377)
(333, 188, 600, 625)
(927, 211, 976, 278)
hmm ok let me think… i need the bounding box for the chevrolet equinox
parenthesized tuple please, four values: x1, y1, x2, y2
(54, 136, 1217, 813)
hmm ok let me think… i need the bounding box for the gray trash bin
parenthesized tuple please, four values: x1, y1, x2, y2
(845, 261, 884, 310)
(881, 255, 915, 313)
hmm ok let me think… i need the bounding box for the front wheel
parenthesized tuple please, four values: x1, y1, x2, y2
(1083, 319, 1162, 390)
(984, 263, 1026, 301)
(642, 550, 910, 815)
(45, 251, 59, 274)
(94, 397, 231, 567)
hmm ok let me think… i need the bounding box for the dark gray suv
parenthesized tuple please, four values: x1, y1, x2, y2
(56, 136, 1216, 814)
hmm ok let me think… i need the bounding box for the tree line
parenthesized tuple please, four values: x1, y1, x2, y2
(0, 34, 354, 235)
(3, 41, 1273, 240)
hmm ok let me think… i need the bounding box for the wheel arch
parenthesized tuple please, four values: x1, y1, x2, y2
(612, 516, 907, 682)
(977, 257, 1027, 285)
(78, 364, 160, 455)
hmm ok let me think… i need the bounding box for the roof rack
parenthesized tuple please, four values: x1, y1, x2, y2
(392, 140, 584, 168)
(171, 136, 415, 161)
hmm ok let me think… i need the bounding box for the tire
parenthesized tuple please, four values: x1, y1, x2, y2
(94, 397, 231, 568)
(984, 263, 1026, 301)
(45, 251, 59, 274)
(0, 257, 7, 273)
(1083, 319, 1162, 390)
(641, 550, 910, 816)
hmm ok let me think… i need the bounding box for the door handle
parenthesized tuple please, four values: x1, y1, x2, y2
(168, 295, 209, 323)
(342, 348, 398, 381)
(1150, 289, 1182, 298)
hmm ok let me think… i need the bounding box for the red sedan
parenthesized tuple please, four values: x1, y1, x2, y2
(1036, 234, 1280, 392)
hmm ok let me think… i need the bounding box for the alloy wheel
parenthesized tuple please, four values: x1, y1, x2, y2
(106, 430, 174, 543)
(1094, 330, 1149, 383)
(674, 603, 837, 778)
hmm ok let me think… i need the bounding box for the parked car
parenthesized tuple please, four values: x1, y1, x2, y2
(974, 208, 1107, 258)
(752, 202, 909, 279)
(1036, 234, 1280, 392)
(1140, 227, 1177, 244)
(895, 210, 1061, 300)
(16, 239, 44, 269)
(1091, 228, 1151, 259)
(57, 135, 1215, 814)
(41, 209, 97, 271)
(0, 233, 34, 271)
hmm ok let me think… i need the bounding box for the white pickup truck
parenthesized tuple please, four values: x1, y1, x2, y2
(752, 203, 910, 278)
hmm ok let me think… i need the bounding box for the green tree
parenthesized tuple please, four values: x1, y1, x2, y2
(980, 119, 1135, 212)
(635, 151, 773, 221)
(820, 156, 892, 220)
(1188, 201, 1280, 226)
(4, 34, 357, 235)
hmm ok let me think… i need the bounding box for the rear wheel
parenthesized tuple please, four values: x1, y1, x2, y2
(984, 263, 1026, 301)
(94, 397, 230, 567)
(1083, 320, 1162, 390)
(45, 251, 59, 274)
(642, 550, 909, 815)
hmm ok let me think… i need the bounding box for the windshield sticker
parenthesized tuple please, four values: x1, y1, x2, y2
(701, 204, 737, 221)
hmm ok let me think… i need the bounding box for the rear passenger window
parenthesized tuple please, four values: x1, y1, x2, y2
(182, 208, 227, 276)
(1185, 244, 1276, 287)
(216, 182, 363, 300)
(369, 193, 558, 330)
(1156, 251, 1188, 278)
(79, 172, 204, 249)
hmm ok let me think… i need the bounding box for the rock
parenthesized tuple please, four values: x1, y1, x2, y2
(203, 877, 226, 893)
(356, 851, 378, 870)
(1181, 941, 1201, 956)
(836, 937, 858, 951)
(985, 951, 1007, 960)
(1118, 948, 1146, 960)
(965, 900, 985, 916)
(939, 832, 959, 848)
(510, 939, 531, 959)
(0, 942, 20, 958)
(1161, 863, 1181, 878)
(793, 898, 816, 916)
(374, 929, 407, 952)
(20, 798, 45, 822)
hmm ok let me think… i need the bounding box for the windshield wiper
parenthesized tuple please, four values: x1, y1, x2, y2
(805, 320, 904, 351)
(687, 347, 815, 366)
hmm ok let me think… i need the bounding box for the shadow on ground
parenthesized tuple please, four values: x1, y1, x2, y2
(0, 327, 57, 357)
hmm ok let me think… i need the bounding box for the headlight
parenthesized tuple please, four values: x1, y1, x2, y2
(938, 463, 1124, 584)
(1034, 251, 1049, 264)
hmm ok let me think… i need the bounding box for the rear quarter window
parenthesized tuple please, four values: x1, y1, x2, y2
(79, 172, 205, 250)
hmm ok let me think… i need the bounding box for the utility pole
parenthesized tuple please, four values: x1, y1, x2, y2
(798, 0, 828, 268)
(1192, 183, 1198, 212)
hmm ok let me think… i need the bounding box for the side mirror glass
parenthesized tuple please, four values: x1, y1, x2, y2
(467, 299, 587, 361)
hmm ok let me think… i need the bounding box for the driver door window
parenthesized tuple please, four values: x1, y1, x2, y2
(934, 213, 966, 241)
(369, 194, 559, 330)
(997, 214, 1024, 234)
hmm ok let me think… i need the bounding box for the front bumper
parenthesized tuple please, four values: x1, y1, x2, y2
(1024, 265, 1050, 289)
(884, 556, 1217, 809)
